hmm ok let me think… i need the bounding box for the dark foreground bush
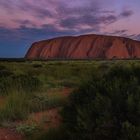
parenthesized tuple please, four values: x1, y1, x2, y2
(61, 65, 140, 140)
(27, 128, 68, 140)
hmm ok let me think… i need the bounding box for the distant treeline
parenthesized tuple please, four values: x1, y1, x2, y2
(0, 58, 140, 62)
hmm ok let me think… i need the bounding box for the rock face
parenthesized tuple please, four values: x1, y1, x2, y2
(25, 34, 140, 59)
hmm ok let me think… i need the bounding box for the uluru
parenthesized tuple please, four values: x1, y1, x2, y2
(25, 34, 140, 60)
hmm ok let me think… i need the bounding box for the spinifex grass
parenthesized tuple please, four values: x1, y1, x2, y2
(0, 92, 30, 121)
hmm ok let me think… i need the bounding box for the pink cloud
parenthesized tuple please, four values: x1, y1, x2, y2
(0, 0, 139, 37)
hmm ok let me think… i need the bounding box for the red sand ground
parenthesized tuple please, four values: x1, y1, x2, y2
(28, 108, 61, 130)
(0, 128, 23, 140)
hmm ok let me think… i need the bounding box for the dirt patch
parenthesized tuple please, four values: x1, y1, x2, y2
(61, 88, 73, 97)
(0, 128, 24, 140)
(27, 88, 73, 129)
(0, 96, 6, 108)
(27, 108, 61, 130)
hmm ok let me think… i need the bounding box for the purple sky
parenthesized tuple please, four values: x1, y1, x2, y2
(0, 0, 140, 57)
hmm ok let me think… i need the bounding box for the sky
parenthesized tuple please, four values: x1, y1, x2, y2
(0, 0, 140, 57)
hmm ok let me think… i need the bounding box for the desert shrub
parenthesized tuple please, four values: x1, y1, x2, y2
(0, 74, 41, 95)
(0, 92, 30, 121)
(61, 65, 140, 140)
(0, 66, 14, 95)
(60, 79, 78, 88)
(0, 65, 6, 70)
(30, 91, 67, 112)
(32, 64, 43, 68)
(0, 66, 13, 77)
(0, 69, 13, 77)
(16, 123, 39, 136)
(0, 77, 13, 95)
(28, 127, 68, 140)
(12, 74, 41, 92)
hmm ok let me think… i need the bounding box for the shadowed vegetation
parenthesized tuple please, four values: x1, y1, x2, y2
(61, 64, 140, 140)
(0, 60, 140, 140)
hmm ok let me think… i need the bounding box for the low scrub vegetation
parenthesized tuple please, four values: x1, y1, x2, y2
(0, 61, 140, 140)
(16, 123, 39, 136)
(62, 64, 140, 140)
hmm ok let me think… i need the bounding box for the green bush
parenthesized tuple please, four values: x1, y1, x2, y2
(28, 128, 68, 140)
(62, 65, 140, 140)
(0, 65, 13, 77)
(32, 64, 43, 68)
(16, 123, 39, 136)
(12, 74, 41, 92)
(0, 92, 30, 121)
(0, 74, 41, 95)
